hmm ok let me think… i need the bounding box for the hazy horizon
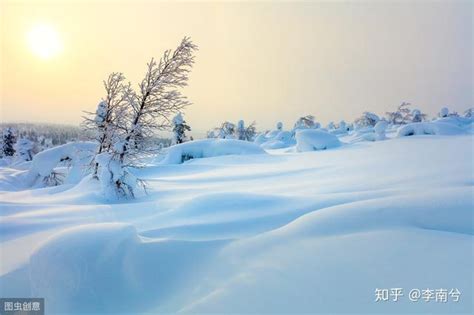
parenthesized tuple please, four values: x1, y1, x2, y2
(1, 0, 472, 132)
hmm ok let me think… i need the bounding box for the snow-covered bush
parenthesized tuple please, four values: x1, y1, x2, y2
(15, 138, 36, 162)
(355, 112, 379, 127)
(214, 122, 236, 139)
(235, 120, 257, 141)
(385, 102, 412, 125)
(160, 139, 266, 164)
(411, 109, 426, 123)
(294, 115, 317, 130)
(463, 108, 473, 118)
(260, 131, 295, 149)
(172, 113, 191, 144)
(26, 142, 97, 187)
(373, 120, 388, 140)
(295, 129, 341, 152)
(439, 107, 449, 118)
(276, 122, 283, 131)
(397, 122, 466, 137)
(2, 127, 16, 157)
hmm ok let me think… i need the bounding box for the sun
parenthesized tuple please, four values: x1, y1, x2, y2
(27, 23, 62, 60)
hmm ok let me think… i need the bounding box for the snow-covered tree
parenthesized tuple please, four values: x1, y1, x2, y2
(236, 120, 246, 140)
(2, 128, 16, 157)
(411, 109, 426, 122)
(294, 115, 316, 129)
(355, 112, 380, 127)
(439, 107, 449, 118)
(217, 121, 236, 139)
(234, 120, 256, 141)
(386, 102, 412, 125)
(90, 37, 197, 199)
(172, 113, 191, 144)
(83, 73, 132, 175)
(464, 108, 474, 118)
(338, 120, 347, 131)
(276, 122, 283, 131)
(15, 138, 36, 161)
(326, 121, 335, 130)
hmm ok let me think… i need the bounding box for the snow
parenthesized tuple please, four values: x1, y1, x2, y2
(0, 134, 472, 314)
(295, 129, 341, 151)
(159, 138, 266, 164)
(397, 121, 467, 137)
(260, 131, 295, 149)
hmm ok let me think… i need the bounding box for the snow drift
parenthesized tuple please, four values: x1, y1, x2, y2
(159, 139, 266, 164)
(397, 121, 467, 137)
(295, 129, 341, 152)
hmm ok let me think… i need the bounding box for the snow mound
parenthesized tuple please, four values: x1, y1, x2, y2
(397, 122, 466, 137)
(29, 223, 224, 313)
(260, 131, 295, 149)
(26, 142, 97, 186)
(295, 129, 341, 152)
(160, 139, 266, 164)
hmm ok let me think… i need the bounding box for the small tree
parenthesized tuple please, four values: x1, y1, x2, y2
(83, 73, 132, 175)
(89, 37, 197, 199)
(411, 109, 426, 122)
(15, 138, 35, 161)
(386, 102, 412, 125)
(464, 108, 474, 118)
(2, 128, 16, 157)
(217, 121, 236, 139)
(236, 120, 246, 140)
(172, 113, 191, 144)
(276, 122, 283, 131)
(355, 112, 379, 127)
(294, 115, 316, 129)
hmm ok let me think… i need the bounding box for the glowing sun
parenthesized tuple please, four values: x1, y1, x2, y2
(27, 24, 62, 59)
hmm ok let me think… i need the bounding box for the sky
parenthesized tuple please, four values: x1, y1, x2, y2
(1, 0, 472, 134)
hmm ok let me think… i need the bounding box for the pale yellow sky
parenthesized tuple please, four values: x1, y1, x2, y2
(1, 0, 472, 133)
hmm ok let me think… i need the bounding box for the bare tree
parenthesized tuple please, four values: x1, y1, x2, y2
(119, 37, 198, 162)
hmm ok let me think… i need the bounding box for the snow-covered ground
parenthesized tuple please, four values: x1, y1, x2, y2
(0, 134, 472, 314)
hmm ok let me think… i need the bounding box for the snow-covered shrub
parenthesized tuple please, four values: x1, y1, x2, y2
(294, 115, 317, 130)
(411, 109, 426, 123)
(295, 129, 341, 152)
(235, 120, 257, 141)
(397, 122, 466, 137)
(214, 122, 236, 139)
(2, 127, 16, 157)
(374, 120, 388, 140)
(172, 113, 191, 144)
(385, 102, 412, 125)
(439, 107, 449, 118)
(260, 131, 296, 149)
(463, 108, 473, 118)
(26, 142, 97, 187)
(15, 138, 36, 161)
(326, 122, 335, 130)
(160, 139, 266, 164)
(276, 122, 283, 131)
(355, 112, 379, 127)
